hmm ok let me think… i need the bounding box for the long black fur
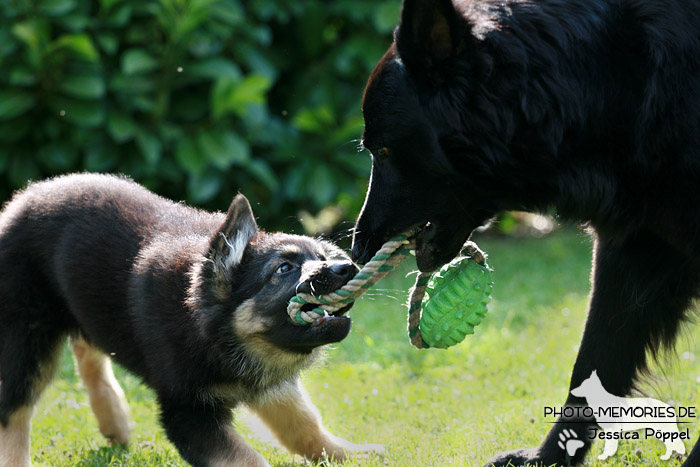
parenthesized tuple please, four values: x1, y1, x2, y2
(352, 1, 700, 465)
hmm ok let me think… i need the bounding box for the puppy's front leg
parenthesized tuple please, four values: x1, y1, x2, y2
(248, 379, 383, 462)
(159, 399, 269, 467)
(72, 338, 132, 445)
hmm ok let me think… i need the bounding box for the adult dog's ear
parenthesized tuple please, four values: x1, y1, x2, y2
(208, 194, 259, 268)
(395, 0, 469, 80)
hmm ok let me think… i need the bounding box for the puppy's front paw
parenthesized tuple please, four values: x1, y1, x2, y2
(322, 437, 385, 462)
(348, 442, 385, 456)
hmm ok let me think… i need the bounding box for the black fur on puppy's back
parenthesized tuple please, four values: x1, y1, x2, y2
(1, 174, 350, 398)
(0, 174, 223, 380)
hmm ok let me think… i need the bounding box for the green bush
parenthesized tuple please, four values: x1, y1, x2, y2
(0, 0, 399, 231)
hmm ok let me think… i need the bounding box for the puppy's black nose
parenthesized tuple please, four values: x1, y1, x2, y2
(329, 262, 357, 281)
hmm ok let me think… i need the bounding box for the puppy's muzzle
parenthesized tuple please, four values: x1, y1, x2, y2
(296, 261, 359, 296)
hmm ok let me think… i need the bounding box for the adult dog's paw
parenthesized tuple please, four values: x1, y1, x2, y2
(485, 447, 551, 467)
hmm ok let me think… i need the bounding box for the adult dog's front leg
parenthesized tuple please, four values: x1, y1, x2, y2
(248, 379, 383, 462)
(488, 231, 696, 466)
(159, 399, 269, 467)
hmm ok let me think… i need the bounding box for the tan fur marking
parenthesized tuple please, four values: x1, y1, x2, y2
(232, 299, 270, 338)
(280, 244, 302, 256)
(208, 424, 271, 467)
(248, 380, 384, 462)
(0, 406, 33, 467)
(72, 339, 132, 445)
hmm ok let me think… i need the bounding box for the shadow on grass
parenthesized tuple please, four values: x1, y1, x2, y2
(72, 442, 183, 467)
(73, 444, 129, 467)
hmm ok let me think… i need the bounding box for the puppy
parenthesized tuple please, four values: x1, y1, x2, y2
(0, 173, 380, 467)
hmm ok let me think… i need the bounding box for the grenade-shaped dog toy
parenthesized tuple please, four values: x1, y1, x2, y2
(411, 253, 493, 349)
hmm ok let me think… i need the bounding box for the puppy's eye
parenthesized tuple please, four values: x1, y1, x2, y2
(375, 147, 390, 161)
(275, 262, 295, 274)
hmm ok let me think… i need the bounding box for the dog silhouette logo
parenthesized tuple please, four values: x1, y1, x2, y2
(570, 370, 687, 460)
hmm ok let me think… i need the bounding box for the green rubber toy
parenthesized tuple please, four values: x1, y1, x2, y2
(419, 255, 493, 349)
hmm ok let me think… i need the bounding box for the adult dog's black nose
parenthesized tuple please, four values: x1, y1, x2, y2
(329, 262, 358, 281)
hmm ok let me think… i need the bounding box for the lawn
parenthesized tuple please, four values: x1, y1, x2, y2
(31, 227, 699, 466)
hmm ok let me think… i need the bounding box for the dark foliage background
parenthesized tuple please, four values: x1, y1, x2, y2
(0, 0, 401, 234)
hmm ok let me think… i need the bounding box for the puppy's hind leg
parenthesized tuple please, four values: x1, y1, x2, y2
(0, 307, 65, 467)
(248, 379, 384, 462)
(159, 398, 270, 467)
(0, 406, 34, 467)
(72, 338, 132, 445)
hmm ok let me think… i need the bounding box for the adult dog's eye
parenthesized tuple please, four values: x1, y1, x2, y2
(275, 262, 295, 274)
(375, 147, 390, 161)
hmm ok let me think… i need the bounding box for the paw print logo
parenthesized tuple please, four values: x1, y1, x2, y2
(558, 428, 584, 457)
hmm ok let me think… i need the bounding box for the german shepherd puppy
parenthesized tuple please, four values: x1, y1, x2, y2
(352, 0, 700, 466)
(0, 173, 380, 467)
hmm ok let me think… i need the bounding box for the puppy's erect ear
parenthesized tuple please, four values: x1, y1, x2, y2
(208, 194, 258, 268)
(396, 0, 468, 76)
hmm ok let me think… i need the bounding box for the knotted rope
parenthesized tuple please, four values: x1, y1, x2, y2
(287, 232, 415, 324)
(286, 231, 486, 349)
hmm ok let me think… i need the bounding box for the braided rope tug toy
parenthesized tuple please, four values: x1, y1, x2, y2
(287, 232, 494, 349)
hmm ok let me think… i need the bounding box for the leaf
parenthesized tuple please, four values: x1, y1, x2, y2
(308, 164, 336, 206)
(9, 155, 41, 188)
(135, 128, 162, 166)
(209, 1, 245, 26)
(187, 31, 225, 57)
(102, 3, 132, 27)
(58, 74, 106, 99)
(210, 78, 236, 119)
(38, 143, 78, 171)
(96, 33, 119, 55)
(293, 105, 335, 132)
(49, 96, 105, 127)
(9, 66, 38, 86)
(0, 90, 35, 120)
(108, 73, 155, 94)
(169, 94, 209, 122)
(11, 19, 49, 67)
(121, 48, 159, 75)
(55, 12, 90, 33)
(186, 58, 242, 80)
(0, 117, 32, 142)
(38, 0, 77, 16)
(107, 111, 137, 143)
(0, 148, 7, 172)
(50, 34, 99, 61)
(12, 20, 49, 52)
(85, 144, 120, 172)
(235, 45, 277, 81)
(175, 136, 206, 174)
(211, 74, 271, 119)
(0, 30, 17, 59)
(246, 158, 279, 191)
(196, 129, 250, 170)
(188, 171, 223, 204)
(372, 2, 401, 33)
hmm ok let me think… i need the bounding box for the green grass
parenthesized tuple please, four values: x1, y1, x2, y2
(32, 228, 700, 466)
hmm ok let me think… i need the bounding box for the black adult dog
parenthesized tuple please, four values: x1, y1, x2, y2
(352, 0, 700, 465)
